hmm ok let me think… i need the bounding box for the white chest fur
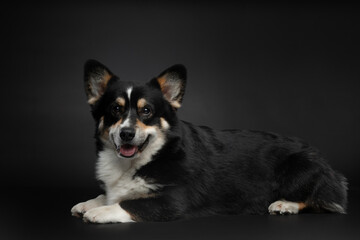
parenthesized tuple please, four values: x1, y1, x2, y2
(96, 147, 161, 205)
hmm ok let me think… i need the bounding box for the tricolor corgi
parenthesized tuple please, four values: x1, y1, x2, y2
(71, 60, 348, 223)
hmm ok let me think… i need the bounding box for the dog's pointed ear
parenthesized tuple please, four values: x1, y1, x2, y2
(84, 59, 114, 105)
(152, 64, 187, 108)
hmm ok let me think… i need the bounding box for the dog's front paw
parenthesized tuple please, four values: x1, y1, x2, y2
(71, 194, 106, 217)
(83, 204, 134, 224)
(268, 200, 300, 215)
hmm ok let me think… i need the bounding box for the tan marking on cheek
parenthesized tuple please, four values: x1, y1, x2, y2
(116, 97, 126, 107)
(112, 118, 123, 128)
(108, 118, 123, 135)
(137, 98, 147, 109)
(105, 118, 123, 140)
(98, 116, 110, 139)
(160, 117, 170, 130)
(136, 119, 152, 130)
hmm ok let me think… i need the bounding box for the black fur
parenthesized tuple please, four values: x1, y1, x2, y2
(84, 60, 348, 222)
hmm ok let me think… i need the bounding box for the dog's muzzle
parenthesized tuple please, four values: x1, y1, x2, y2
(115, 127, 151, 158)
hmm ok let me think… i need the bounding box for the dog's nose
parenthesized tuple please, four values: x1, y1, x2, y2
(120, 127, 135, 142)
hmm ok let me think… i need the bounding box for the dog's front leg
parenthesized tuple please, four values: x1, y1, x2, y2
(71, 194, 106, 217)
(120, 196, 184, 222)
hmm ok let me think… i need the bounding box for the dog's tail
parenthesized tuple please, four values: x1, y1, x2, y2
(314, 172, 348, 214)
(279, 151, 348, 214)
(321, 202, 346, 214)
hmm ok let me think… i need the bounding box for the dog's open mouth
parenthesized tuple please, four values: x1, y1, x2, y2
(118, 135, 150, 158)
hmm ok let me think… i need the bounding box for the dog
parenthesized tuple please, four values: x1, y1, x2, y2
(71, 60, 348, 223)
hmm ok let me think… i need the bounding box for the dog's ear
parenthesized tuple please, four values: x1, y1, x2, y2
(84, 59, 114, 105)
(153, 64, 187, 108)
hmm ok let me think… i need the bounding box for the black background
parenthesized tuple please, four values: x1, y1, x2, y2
(1, 1, 360, 239)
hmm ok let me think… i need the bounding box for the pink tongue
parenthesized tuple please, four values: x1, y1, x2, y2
(120, 144, 137, 157)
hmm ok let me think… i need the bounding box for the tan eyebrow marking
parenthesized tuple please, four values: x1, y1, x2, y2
(137, 98, 147, 109)
(116, 97, 126, 107)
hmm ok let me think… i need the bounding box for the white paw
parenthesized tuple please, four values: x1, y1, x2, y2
(268, 200, 300, 215)
(71, 194, 106, 217)
(83, 204, 134, 224)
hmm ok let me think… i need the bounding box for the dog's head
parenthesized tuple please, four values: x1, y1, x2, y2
(84, 60, 186, 159)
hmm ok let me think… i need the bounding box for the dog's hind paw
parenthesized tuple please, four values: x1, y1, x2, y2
(268, 200, 305, 215)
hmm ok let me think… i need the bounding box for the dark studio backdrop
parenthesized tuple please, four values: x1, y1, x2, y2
(1, 1, 360, 240)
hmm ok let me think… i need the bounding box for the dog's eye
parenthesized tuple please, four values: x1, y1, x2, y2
(143, 107, 151, 115)
(111, 105, 123, 116)
(140, 106, 152, 118)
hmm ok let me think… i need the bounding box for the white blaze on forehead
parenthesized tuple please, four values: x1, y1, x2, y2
(121, 117, 131, 128)
(126, 87, 133, 101)
(117, 87, 132, 129)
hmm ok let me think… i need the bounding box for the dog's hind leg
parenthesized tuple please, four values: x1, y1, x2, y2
(274, 150, 348, 214)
